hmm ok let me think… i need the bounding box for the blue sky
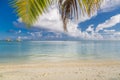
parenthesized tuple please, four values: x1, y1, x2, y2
(0, 0, 120, 40)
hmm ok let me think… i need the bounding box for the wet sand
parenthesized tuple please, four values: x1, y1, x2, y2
(0, 60, 120, 80)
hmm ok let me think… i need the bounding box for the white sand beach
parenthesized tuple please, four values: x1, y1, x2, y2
(0, 60, 120, 80)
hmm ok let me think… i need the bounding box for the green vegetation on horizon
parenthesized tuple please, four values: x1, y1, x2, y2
(11, 0, 103, 31)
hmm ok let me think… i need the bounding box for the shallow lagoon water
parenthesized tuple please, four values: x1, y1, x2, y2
(0, 41, 120, 63)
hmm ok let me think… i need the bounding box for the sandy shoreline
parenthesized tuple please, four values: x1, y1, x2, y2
(0, 60, 120, 80)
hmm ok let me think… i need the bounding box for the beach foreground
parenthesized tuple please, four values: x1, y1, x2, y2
(0, 60, 120, 80)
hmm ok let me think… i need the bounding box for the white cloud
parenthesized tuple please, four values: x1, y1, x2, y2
(33, 6, 64, 32)
(100, 0, 120, 12)
(86, 24, 94, 32)
(101, 31, 120, 40)
(33, 5, 85, 38)
(103, 29, 116, 34)
(14, 1, 120, 40)
(33, 5, 94, 33)
(96, 14, 120, 32)
(80, 25, 103, 40)
(32, 5, 100, 39)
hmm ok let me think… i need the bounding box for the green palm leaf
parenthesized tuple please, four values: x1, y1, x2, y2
(12, 0, 51, 26)
(11, 0, 103, 31)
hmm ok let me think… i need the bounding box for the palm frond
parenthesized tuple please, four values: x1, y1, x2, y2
(11, 0, 103, 31)
(59, 0, 102, 31)
(78, 0, 102, 16)
(12, 0, 51, 26)
(58, 0, 79, 31)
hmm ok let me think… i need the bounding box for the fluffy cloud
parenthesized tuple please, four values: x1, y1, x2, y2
(96, 14, 120, 32)
(101, 31, 120, 40)
(33, 5, 94, 33)
(94, 0, 120, 40)
(103, 29, 116, 34)
(33, 6, 64, 32)
(28, 4, 102, 39)
(86, 25, 94, 32)
(14, 1, 120, 40)
(100, 0, 120, 12)
(80, 25, 103, 40)
(30, 5, 87, 38)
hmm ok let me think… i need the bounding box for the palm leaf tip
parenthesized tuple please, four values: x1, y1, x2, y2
(11, 0, 51, 27)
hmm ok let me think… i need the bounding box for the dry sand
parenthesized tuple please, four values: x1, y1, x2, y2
(0, 60, 120, 80)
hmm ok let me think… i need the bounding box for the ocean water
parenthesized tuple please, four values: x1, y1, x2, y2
(0, 41, 120, 63)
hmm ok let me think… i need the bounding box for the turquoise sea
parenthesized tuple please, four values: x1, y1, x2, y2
(0, 41, 120, 63)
